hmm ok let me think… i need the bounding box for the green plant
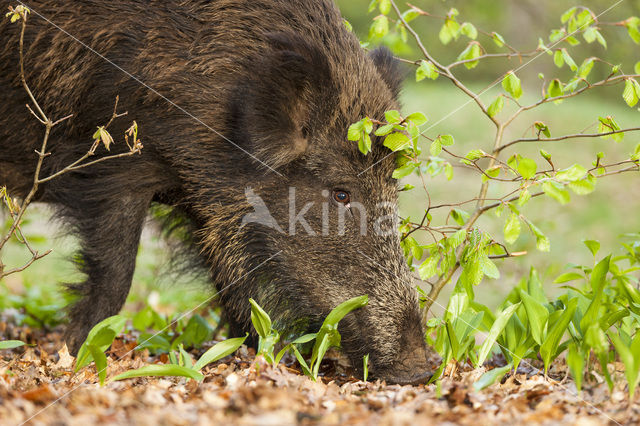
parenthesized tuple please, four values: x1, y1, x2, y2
(73, 313, 247, 385)
(111, 335, 247, 383)
(249, 296, 369, 381)
(131, 306, 214, 354)
(0, 340, 25, 350)
(74, 315, 127, 385)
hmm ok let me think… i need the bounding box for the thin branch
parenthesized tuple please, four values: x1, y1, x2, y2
(497, 127, 640, 153)
(389, 0, 499, 127)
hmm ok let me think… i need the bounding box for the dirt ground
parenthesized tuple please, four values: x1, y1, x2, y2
(1, 323, 638, 426)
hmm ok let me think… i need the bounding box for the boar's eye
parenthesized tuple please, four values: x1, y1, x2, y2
(332, 189, 350, 205)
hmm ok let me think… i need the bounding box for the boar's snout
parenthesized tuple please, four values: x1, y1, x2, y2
(374, 344, 433, 385)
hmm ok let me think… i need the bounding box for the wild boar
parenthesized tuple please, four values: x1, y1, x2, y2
(0, 0, 431, 384)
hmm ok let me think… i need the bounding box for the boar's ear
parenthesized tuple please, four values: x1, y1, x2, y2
(369, 47, 403, 99)
(230, 33, 332, 170)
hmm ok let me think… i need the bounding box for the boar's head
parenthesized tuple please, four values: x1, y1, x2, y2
(217, 33, 431, 385)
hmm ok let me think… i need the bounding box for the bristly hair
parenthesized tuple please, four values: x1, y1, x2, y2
(368, 46, 404, 100)
(227, 32, 336, 171)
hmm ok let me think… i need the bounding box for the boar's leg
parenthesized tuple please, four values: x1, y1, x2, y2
(63, 192, 152, 355)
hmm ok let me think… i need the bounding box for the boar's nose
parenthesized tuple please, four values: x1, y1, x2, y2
(387, 370, 433, 386)
(373, 347, 434, 385)
(376, 362, 433, 386)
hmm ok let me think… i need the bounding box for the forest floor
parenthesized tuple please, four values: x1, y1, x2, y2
(1, 322, 638, 426)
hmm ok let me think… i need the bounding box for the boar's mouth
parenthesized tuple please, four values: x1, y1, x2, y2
(367, 342, 434, 385)
(373, 360, 434, 386)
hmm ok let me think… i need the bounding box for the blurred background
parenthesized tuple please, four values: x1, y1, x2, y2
(2, 0, 639, 323)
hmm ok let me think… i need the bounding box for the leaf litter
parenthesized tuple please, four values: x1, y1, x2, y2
(1, 323, 639, 425)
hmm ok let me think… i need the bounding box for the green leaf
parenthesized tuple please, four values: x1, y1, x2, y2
(358, 133, 372, 155)
(578, 57, 594, 79)
(0, 340, 25, 349)
(460, 22, 478, 39)
(378, 0, 391, 15)
(548, 79, 564, 98)
(482, 165, 501, 182)
(487, 95, 504, 118)
(502, 71, 522, 99)
(535, 122, 551, 138)
(476, 303, 520, 366)
(347, 122, 362, 141)
(419, 255, 439, 280)
(561, 7, 577, 24)
(481, 256, 500, 280)
(635, 61, 640, 75)
(249, 298, 272, 339)
(610, 331, 640, 398)
(542, 181, 570, 204)
(457, 42, 482, 69)
(625, 17, 640, 44)
(311, 333, 331, 379)
(384, 132, 411, 152)
(623, 78, 639, 107)
(445, 163, 454, 180)
(450, 208, 470, 226)
(406, 112, 428, 126)
(430, 139, 442, 156)
(517, 158, 537, 180)
(322, 295, 368, 330)
(193, 335, 247, 371)
(416, 60, 439, 81)
(540, 297, 578, 373)
(374, 124, 394, 136)
(491, 32, 505, 47)
(553, 272, 584, 283)
(439, 16, 460, 45)
(465, 149, 485, 161)
(392, 162, 416, 179)
(363, 353, 370, 381)
(385, 110, 402, 124)
(179, 346, 194, 368)
(518, 289, 548, 345)
(561, 49, 577, 71)
(473, 363, 512, 391)
(111, 364, 204, 382)
(583, 26, 597, 43)
(556, 164, 587, 182)
(132, 307, 154, 331)
(75, 315, 127, 372)
(401, 9, 420, 23)
(88, 344, 108, 386)
(597, 116, 623, 142)
(583, 240, 600, 257)
(438, 134, 454, 146)
(527, 221, 551, 252)
(518, 189, 531, 206)
(290, 345, 313, 378)
(504, 213, 521, 244)
(579, 256, 610, 332)
(370, 15, 389, 39)
(553, 50, 564, 68)
(567, 343, 584, 392)
(595, 30, 607, 48)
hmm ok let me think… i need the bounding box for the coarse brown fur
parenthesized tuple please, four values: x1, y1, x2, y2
(0, 0, 430, 383)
